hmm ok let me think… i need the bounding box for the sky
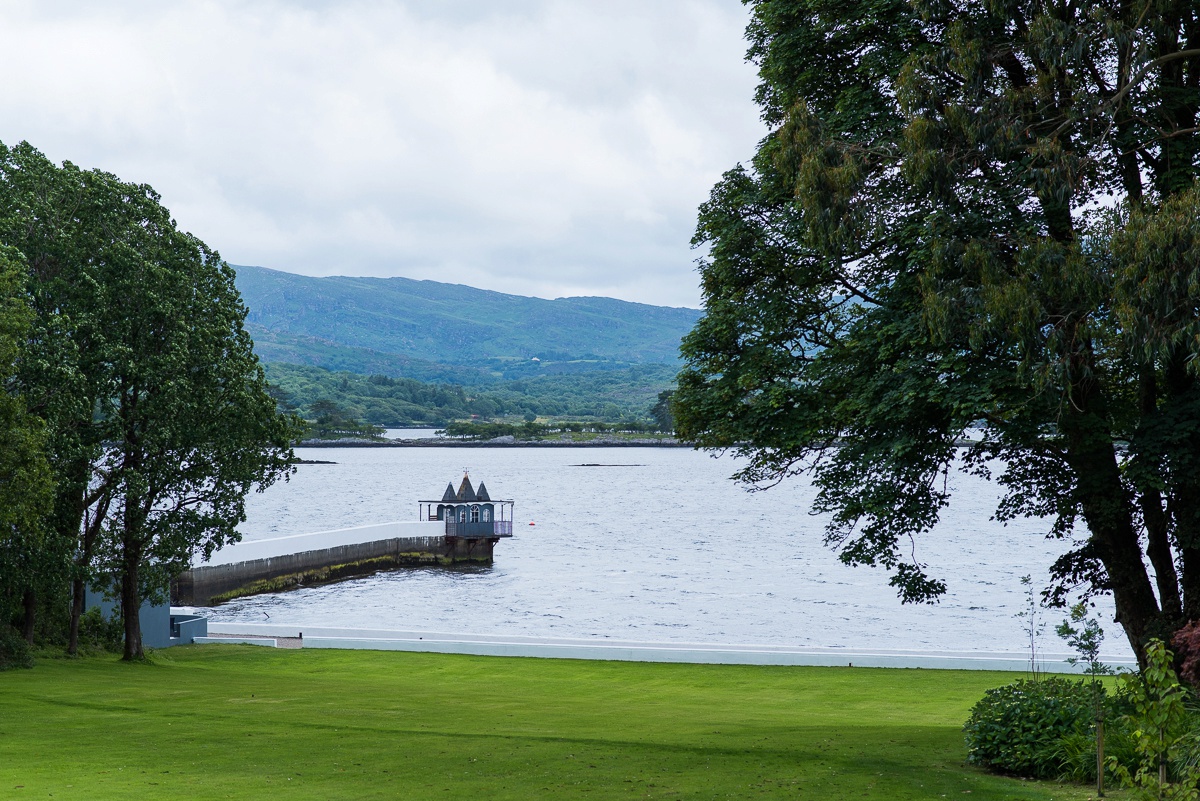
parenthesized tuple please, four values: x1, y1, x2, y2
(0, 1, 766, 308)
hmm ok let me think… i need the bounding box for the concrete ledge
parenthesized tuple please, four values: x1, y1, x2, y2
(203, 623, 1137, 671)
(173, 530, 496, 605)
(194, 636, 278, 647)
(300, 637, 1130, 671)
(196, 521, 445, 567)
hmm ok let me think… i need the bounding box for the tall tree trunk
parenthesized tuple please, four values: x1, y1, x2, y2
(1062, 369, 1162, 660)
(63, 456, 100, 657)
(69, 490, 111, 656)
(1163, 353, 1200, 619)
(120, 542, 143, 661)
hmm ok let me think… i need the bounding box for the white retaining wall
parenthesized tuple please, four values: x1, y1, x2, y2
(199, 623, 1140, 672)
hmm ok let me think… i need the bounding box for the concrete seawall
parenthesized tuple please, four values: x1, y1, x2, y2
(172, 521, 492, 606)
(198, 624, 1141, 672)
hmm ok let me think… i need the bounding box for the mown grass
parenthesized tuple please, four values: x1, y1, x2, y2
(0, 646, 1118, 800)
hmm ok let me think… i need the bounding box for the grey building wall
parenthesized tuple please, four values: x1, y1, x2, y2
(84, 588, 207, 648)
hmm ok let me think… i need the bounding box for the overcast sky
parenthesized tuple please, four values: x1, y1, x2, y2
(0, 1, 765, 308)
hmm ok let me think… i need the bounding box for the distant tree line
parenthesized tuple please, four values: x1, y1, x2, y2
(263, 362, 679, 430)
(0, 142, 296, 664)
(440, 418, 672, 441)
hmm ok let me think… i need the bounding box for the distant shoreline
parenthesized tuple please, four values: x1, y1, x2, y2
(297, 437, 690, 448)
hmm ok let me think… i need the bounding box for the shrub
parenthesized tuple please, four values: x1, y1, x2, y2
(1108, 640, 1200, 799)
(964, 677, 1095, 778)
(1054, 713, 1136, 784)
(0, 624, 33, 670)
(76, 607, 124, 653)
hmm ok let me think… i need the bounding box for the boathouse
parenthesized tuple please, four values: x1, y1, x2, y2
(420, 474, 514, 541)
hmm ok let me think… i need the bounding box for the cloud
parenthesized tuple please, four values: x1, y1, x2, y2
(0, 0, 765, 307)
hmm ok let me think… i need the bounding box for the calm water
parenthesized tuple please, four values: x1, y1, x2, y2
(212, 446, 1132, 658)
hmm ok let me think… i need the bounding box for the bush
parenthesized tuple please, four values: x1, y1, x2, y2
(964, 677, 1095, 778)
(1053, 713, 1136, 784)
(0, 624, 33, 670)
(76, 607, 124, 653)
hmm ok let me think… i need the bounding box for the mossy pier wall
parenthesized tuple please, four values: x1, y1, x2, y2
(172, 521, 489, 606)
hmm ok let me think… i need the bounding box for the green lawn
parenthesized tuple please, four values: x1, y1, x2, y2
(0, 646, 1115, 800)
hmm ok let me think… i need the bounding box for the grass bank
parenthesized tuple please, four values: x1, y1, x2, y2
(0, 646, 1115, 800)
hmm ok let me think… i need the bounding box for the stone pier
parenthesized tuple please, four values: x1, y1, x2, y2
(171, 521, 495, 606)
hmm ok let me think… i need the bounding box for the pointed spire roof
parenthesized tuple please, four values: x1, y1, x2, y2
(456, 475, 477, 501)
(440, 482, 457, 502)
(475, 482, 491, 502)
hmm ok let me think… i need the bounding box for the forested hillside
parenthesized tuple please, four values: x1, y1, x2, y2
(234, 264, 701, 374)
(265, 363, 677, 427)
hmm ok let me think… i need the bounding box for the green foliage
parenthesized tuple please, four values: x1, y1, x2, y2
(0, 624, 32, 670)
(1110, 640, 1200, 800)
(1017, 574, 1047, 679)
(1054, 715, 1137, 784)
(963, 677, 1096, 778)
(675, 0, 1200, 651)
(1057, 602, 1111, 679)
(1056, 602, 1113, 794)
(234, 263, 701, 369)
(650, 389, 676, 433)
(265, 362, 676, 426)
(0, 141, 299, 658)
(440, 419, 665, 441)
(73, 607, 123, 654)
(0, 244, 53, 631)
(301, 399, 385, 440)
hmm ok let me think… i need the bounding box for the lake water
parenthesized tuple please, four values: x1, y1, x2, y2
(211, 445, 1133, 659)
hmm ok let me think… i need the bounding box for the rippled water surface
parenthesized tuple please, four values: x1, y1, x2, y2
(212, 445, 1131, 658)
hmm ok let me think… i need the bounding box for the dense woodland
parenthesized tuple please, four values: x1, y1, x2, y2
(265, 362, 677, 429)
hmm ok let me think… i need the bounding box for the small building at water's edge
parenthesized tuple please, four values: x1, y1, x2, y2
(420, 474, 514, 541)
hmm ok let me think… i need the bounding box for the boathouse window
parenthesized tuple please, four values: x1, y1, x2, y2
(458, 507, 467, 523)
(482, 508, 490, 522)
(471, 506, 480, 522)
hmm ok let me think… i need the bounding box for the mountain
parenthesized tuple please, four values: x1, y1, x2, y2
(263, 362, 679, 426)
(232, 265, 702, 377)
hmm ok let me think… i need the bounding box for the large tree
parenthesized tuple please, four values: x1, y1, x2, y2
(0, 143, 297, 659)
(89, 178, 297, 660)
(0, 144, 113, 654)
(0, 244, 53, 644)
(675, 0, 1200, 659)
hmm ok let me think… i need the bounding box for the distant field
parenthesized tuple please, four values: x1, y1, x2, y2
(0, 647, 1113, 800)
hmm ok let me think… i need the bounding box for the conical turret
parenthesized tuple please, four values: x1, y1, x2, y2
(457, 475, 477, 501)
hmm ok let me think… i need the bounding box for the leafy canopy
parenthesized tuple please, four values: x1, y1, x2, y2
(676, 0, 1200, 655)
(0, 141, 298, 659)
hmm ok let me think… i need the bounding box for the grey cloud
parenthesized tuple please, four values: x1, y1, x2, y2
(0, 0, 765, 307)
